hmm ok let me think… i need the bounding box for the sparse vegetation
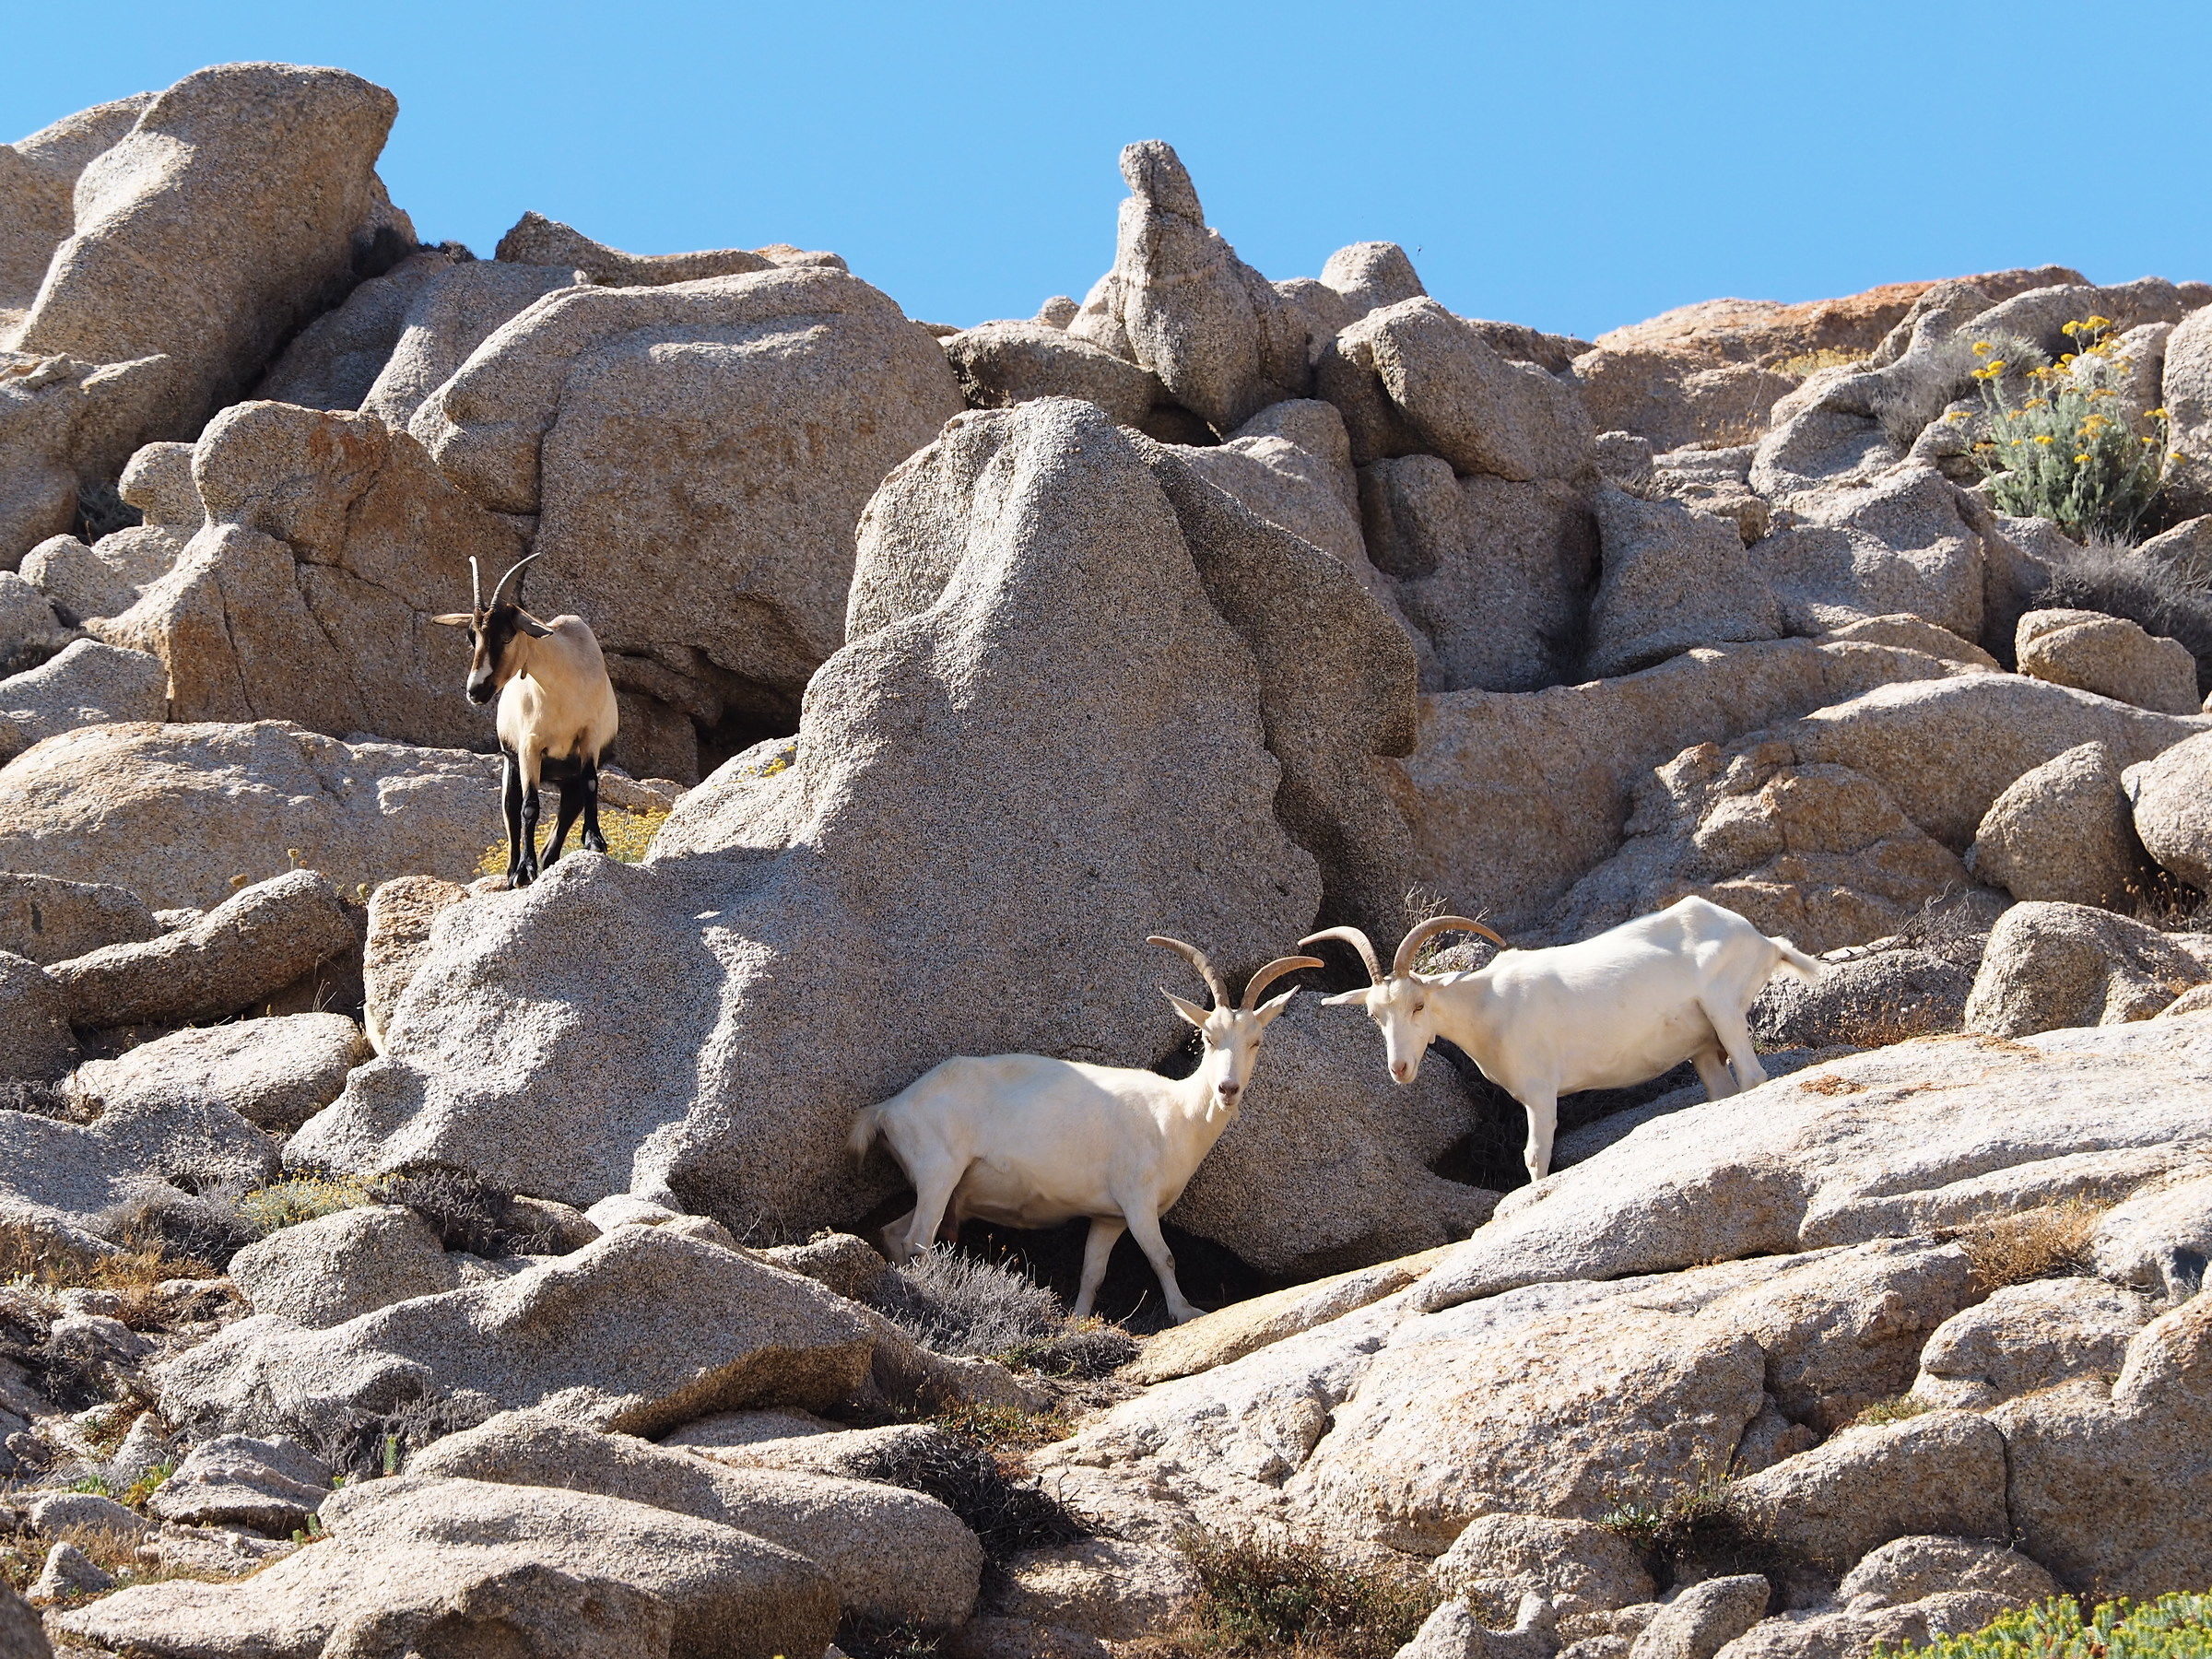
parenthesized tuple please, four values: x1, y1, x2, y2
(1850, 1393, 1933, 1429)
(1875, 1594, 2212, 1659)
(2039, 542, 2212, 699)
(1125, 1530, 1434, 1659)
(235, 1174, 379, 1236)
(1599, 1462, 1738, 1556)
(1971, 319, 2168, 543)
(841, 1402, 1086, 1560)
(1948, 1199, 2104, 1292)
(868, 1243, 1134, 1375)
(475, 805, 668, 877)
(1771, 347, 1865, 378)
(0, 1218, 216, 1329)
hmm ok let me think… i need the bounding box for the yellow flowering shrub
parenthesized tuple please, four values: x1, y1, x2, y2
(1971, 317, 2167, 541)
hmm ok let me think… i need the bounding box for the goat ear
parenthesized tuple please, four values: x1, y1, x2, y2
(513, 613, 552, 639)
(1320, 988, 1370, 1008)
(1162, 991, 1209, 1029)
(1254, 988, 1299, 1025)
(430, 613, 475, 628)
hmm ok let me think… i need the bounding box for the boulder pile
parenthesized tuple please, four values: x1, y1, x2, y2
(2, 59, 2211, 1657)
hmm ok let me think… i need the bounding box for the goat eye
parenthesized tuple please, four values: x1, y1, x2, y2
(1412, 1002, 1425, 1014)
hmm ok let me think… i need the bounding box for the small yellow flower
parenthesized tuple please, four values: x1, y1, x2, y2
(2147, 407, 2170, 418)
(2074, 453, 2090, 463)
(2034, 434, 2055, 444)
(2023, 397, 2049, 410)
(2086, 314, 2112, 328)
(2061, 321, 2080, 335)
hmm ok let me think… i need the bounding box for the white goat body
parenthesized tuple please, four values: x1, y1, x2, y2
(1314, 896, 1820, 1182)
(494, 616, 619, 776)
(850, 940, 1316, 1322)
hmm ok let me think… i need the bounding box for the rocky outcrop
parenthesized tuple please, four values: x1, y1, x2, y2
(2016, 607, 2200, 714)
(159, 1224, 880, 1442)
(229, 1205, 465, 1327)
(0, 640, 168, 763)
(1068, 141, 1309, 430)
(72, 1010, 368, 1133)
(1390, 637, 1984, 933)
(1966, 740, 2148, 908)
(1587, 488, 1782, 677)
(1961, 901, 2212, 1037)
(286, 400, 1445, 1268)
(410, 263, 963, 757)
(0, 721, 500, 911)
(46, 869, 359, 1028)
(0, 870, 157, 963)
(8, 64, 410, 471)
(2123, 730, 2212, 888)
(92, 398, 529, 752)
(60, 1473, 839, 1659)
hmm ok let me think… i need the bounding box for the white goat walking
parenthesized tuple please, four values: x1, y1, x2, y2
(1309, 896, 1821, 1183)
(849, 936, 1320, 1323)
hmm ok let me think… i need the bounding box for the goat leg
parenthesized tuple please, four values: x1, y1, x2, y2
(500, 751, 527, 888)
(1518, 1086, 1559, 1184)
(1699, 996, 1769, 1092)
(1122, 1201, 1203, 1324)
(544, 778, 585, 866)
(580, 758, 608, 855)
(1073, 1215, 1126, 1320)
(515, 778, 543, 887)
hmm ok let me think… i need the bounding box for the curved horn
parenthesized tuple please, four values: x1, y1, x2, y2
(489, 551, 542, 607)
(1300, 925, 1383, 984)
(1393, 916, 1508, 978)
(468, 555, 483, 614)
(1147, 935, 1229, 1009)
(1241, 954, 1323, 1009)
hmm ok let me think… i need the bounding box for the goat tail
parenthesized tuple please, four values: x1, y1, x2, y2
(847, 1104, 883, 1162)
(1770, 936, 1824, 983)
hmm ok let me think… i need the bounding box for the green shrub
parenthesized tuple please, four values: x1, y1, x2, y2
(1875, 1593, 2212, 1659)
(235, 1176, 378, 1235)
(1971, 318, 2168, 543)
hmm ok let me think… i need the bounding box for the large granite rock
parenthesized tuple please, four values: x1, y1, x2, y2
(2124, 730, 2212, 888)
(72, 1010, 368, 1133)
(8, 64, 409, 471)
(0, 639, 168, 763)
(1994, 1296, 2212, 1595)
(0, 91, 155, 319)
(1746, 466, 1985, 640)
(1067, 140, 1309, 430)
(1961, 901, 2212, 1037)
(1587, 488, 1783, 677)
(1967, 740, 2147, 909)
(59, 1473, 837, 1659)
(1411, 1018, 2212, 1312)
(0, 720, 500, 911)
(159, 1224, 879, 1443)
(1359, 455, 1599, 691)
(943, 318, 1161, 427)
(46, 868, 358, 1028)
(1388, 637, 1985, 933)
(0, 947, 76, 1081)
(1322, 297, 1594, 479)
(93, 398, 528, 752)
(1544, 672, 2208, 951)
(0, 869, 157, 963)
(410, 1408, 982, 1629)
(1912, 1277, 2153, 1409)
(288, 401, 1428, 1264)
(411, 263, 962, 747)
(2016, 607, 2200, 714)
(0, 350, 170, 565)
(494, 209, 796, 284)
(229, 1203, 464, 1327)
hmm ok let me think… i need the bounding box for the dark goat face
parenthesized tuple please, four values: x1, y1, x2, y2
(432, 602, 538, 704)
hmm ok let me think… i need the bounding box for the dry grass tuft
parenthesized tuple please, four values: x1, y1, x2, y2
(1849, 1394, 1934, 1430)
(0, 1219, 216, 1328)
(1126, 1531, 1435, 1659)
(1949, 1199, 2104, 1293)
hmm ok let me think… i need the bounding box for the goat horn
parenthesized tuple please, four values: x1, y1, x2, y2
(1393, 916, 1508, 979)
(1300, 925, 1383, 984)
(1147, 935, 1229, 1008)
(489, 551, 542, 607)
(468, 556, 483, 614)
(1241, 955, 1323, 1009)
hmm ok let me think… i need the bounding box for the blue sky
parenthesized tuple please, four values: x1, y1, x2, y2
(8, 2, 2211, 341)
